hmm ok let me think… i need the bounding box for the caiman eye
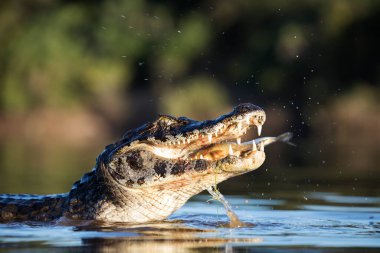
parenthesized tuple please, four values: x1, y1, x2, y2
(177, 117, 194, 124)
(156, 115, 179, 126)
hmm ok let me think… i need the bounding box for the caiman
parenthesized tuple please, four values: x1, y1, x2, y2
(0, 103, 291, 224)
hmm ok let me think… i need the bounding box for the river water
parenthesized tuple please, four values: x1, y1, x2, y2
(0, 167, 379, 253)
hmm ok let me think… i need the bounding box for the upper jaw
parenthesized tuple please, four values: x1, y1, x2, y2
(178, 105, 267, 161)
(156, 103, 266, 149)
(146, 104, 267, 166)
(112, 103, 267, 165)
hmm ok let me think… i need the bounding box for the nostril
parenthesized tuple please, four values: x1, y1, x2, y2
(259, 115, 266, 124)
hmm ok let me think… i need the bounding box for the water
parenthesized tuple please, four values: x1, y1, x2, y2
(0, 188, 379, 252)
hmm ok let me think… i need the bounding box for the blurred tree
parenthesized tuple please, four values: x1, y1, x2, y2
(0, 0, 379, 177)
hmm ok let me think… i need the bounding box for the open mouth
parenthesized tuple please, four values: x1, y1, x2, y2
(188, 134, 264, 161)
(144, 109, 266, 163)
(186, 114, 265, 162)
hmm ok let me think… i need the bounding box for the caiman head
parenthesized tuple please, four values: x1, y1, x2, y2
(70, 103, 267, 223)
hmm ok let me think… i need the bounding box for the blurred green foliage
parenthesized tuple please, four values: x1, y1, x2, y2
(160, 77, 229, 119)
(0, 0, 379, 193)
(1, 0, 378, 115)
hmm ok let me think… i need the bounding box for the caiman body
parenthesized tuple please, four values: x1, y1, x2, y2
(0, 103, 278, 223)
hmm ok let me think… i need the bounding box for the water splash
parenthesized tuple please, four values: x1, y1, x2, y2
(206, 186, 246, 228)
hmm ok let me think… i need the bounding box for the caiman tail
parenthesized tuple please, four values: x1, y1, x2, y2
(0, 194, 67, 222)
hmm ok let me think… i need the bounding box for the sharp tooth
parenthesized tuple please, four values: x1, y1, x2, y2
(246, 117, 250, 124)
(229, 144, 233, 155)
(214, 132, 218, 137)
(187, 139, 191, 144)
(208, 134, 212, 143)
(237, 122, 242, 132)
(200, 154, 204, 159)
(237, 137, 241, 145)
(252, 140, 257, 151)
(257, 125, 262, 136)
(259, 142, 264, 151)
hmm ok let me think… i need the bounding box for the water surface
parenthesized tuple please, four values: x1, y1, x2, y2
(0, 187, 379, 253)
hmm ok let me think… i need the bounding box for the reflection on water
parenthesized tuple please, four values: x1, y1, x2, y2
(0, 190, 379, 252)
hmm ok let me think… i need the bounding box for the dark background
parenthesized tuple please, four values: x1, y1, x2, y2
(0, 0, 379, 195)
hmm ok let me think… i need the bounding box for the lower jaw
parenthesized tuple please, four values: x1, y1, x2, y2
(190, 136, 265, 162)
(217, 150, 266, 173)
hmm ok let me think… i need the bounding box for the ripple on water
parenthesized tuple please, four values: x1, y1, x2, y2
(0, 192, 380, 252)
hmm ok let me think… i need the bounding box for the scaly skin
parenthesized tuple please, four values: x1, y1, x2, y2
(0, 103, 270, 223)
